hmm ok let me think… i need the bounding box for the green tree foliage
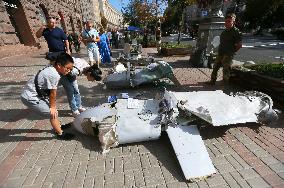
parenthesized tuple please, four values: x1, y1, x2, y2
(101, 13, 108, 29)
(242, 0, 284, 29)
(162, 0, 195, 38)
(122, 0, 156, 28)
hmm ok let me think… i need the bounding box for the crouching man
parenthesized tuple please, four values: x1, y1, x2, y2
(21, 53, 75, 140)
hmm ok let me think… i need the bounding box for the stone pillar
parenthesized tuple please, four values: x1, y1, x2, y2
(190, 0, 225, 67)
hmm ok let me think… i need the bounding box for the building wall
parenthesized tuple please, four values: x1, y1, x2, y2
(0, 0, 82, 47)
(80, 0, 102, 28)
(99, 0, 123, 29)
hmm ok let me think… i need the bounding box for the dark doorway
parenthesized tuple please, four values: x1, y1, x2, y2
(4, 0, 37, 46)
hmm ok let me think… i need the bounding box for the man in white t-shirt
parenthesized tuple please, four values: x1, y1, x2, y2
(82, 21, 101, 67)
(21, 53, 75, 140)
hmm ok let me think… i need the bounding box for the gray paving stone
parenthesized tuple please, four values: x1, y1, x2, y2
(49, 164, 69, 174)
(140, 153, 151, 169)
(206, 174, 227, 187)
(114, 157, 123, 173)
(278, 172, 284, 180)
(229, 171, 251, 188)
(22, 184, 44, 188)
(148, 154, 160, 167)
(231, 153, 251, 169)
(215, 163, 235, 174)
(134, 170, 146, 187)
(8, 168, 32, 179)
(33, 166, 50, 185)
(269, 161, 284, 172)
(252, 149, 270, 158)
(212, 156, 229, 166)
(246, 177, 270, 188)
(144, 175, 164, 186)
(143, 167, 163, 177)
(124, 157, 141, 171)
(167, 181, 188, 188)
(260, 155, 280, 165)
(222, 173, 241, 188)
(238, 168, 260, 180)
(225, 155, 244, 170)
(124, 170, 135, 187)
(64, 162, 80, 180)
(83, 177, 94, 188)
(197, 181, 209, 188)
(44, 172, 66, 183)
(2, 177, 26, 188)
(105, 158, 114, 174)
(104, 172, 124, 183)
(93, 175, 104, 188)
(187, 182, 199, 188)
(22, 166, 41, 186)
(104, 181, 124, 188)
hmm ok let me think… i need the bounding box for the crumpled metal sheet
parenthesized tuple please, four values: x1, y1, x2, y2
(164, 90, 278, 126)
(73, 105, 117, 135)
(116, 99, 161, 144)
(167, 124, 216, 181)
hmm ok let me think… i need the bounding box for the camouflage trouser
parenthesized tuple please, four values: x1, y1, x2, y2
(210, 54, 233, 83)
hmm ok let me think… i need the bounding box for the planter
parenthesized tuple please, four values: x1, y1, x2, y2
(161, 47, 192, 56)
(230, 67, 284, 103)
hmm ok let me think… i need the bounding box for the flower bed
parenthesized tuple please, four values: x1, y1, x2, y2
(230, 63, 284, 103)
(161, 43, 193, 56)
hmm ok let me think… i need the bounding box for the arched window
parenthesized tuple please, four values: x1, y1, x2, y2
(38, 4, 48, 25)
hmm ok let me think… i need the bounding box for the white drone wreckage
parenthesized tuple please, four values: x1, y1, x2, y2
(73, 86, 279, 181)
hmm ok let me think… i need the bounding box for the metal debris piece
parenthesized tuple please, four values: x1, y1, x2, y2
(167, 124, 216, 181)
(116, 99, 161, 144)
(105, 61, 174, 89)
(164, 90, 278, 126)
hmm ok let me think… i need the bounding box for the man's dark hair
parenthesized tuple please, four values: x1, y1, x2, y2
(86, 64, 102, 81)
(55, 53, 74, 66)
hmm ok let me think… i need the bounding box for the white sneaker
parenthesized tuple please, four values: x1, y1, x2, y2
(72, 110, 80, 117)
(78, 107, 86, 112)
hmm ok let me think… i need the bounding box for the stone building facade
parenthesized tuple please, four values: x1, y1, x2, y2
(0, 0, 83, 47)
(99, 0, 123, 29)
(80, 0, 102, 28)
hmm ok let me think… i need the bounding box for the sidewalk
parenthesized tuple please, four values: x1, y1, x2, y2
(0, 47, 283, 188)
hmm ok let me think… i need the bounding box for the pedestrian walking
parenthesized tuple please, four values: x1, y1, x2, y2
(67, 32, 73, 54)
(21, 53, 75, 140)
(98, 28, 112, 65)
(72, 32, 81, 53)
(207, 13, 242, 85)
(36, 16, 71, 61)
(107, 29, 112, 47)
(82, 21, 101, 67)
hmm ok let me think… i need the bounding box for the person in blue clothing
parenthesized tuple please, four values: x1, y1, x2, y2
(98, 28, 111, 65)
(36, 16, 71, 58)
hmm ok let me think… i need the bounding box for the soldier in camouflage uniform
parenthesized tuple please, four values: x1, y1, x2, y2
(208, 13, 242, 85)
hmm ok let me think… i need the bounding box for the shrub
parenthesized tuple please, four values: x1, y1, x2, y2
(161, 42, 192, 49)
(244, 63, 284, 79)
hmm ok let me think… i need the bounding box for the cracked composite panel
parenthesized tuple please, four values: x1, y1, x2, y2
(164, 90, 278, 126)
